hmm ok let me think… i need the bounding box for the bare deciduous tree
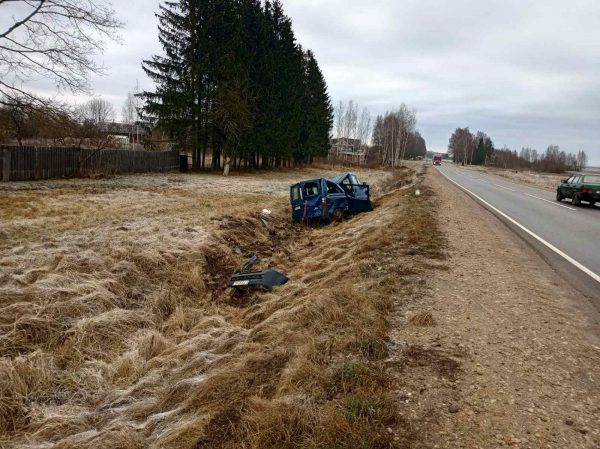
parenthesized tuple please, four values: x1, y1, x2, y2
(448, 127, 475, 166)
(371, 115, 384, 163)
(334, 100, 345, 139)
(356, 107, 372, 163)
(343, 100, 358, 140)
(333, 100, 372, 164)
(576, 150, 588, 171)
(0, 0, 122, 106)
(0, 95, 80, 146)
(122, 93, 137, 125)
(73, 97, 117, 149)
(77, 97, 114, 125)
(334, 100, 361, 141)
(396, 103, 417, 165)
(121, 80, 143, 124)
(374, 105, 418, 167)
(335, 100, 421, 166)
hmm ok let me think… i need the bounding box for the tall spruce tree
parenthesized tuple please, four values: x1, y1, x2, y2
(141, 1, 204, 167)
(142, 0, 333, 170)
(300, 50, 334, 163)
(268, 1, 304, 166)
(240, 0, 270, 168)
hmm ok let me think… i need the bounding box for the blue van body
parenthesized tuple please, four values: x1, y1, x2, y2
(290, 173, 372, 222)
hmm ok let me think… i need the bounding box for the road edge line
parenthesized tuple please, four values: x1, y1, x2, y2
(523, 193, 577, 211)
(437, 168, 600, 284)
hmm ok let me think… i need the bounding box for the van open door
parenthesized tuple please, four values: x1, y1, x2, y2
(290, 183, 304, 221)
(330, 173, 373, 214)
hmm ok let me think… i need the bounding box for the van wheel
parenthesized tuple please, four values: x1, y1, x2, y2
(332, 208, 344, 222)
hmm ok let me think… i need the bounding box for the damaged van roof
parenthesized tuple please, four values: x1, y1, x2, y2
(329, 173, 356, 184)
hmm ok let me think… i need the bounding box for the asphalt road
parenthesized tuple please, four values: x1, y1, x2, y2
(437, 164, 600, 303)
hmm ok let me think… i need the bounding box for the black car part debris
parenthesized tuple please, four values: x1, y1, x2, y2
(227, 255, 288, 290)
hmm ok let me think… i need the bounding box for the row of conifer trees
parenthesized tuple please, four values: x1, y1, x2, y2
(141, 0, 334, 169)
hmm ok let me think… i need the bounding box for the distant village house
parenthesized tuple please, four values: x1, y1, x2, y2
(330, 137, 366, 163)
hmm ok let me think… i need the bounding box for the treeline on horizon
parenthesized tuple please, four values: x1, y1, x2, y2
(449, 127, 588, 173)
(141, 0, 333, 170)
(0, 97, 138, 150)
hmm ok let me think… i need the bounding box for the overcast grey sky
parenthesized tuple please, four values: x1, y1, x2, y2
(20, 0, 600, 165)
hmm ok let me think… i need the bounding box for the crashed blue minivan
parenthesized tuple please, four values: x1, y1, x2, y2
(290, 173, 373, 222)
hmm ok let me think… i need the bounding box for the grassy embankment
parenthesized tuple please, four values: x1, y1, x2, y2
(0, 165, 447, 448)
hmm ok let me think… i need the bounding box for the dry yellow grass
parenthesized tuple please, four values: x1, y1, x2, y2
(408, 310, 437, 327)
(0, 164, 443, 448)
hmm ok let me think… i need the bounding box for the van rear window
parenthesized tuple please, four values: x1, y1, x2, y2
(292, 186, 301, 201)
(302, 182, 320, 197)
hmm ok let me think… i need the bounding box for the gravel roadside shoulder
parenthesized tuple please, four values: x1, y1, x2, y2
(391, 168, 600, 448)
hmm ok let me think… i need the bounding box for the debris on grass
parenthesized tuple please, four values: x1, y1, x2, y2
(227, 255, 289, 290)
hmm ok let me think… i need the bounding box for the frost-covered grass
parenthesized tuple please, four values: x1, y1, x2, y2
(0, 165, 438, 448)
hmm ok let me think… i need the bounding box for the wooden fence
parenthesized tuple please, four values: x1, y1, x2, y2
(0, 145, 180, 181)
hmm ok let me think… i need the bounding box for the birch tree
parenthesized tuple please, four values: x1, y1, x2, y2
(357, 107, 371, 162)
(122, 93, 137, 125)
(372, 115, 384, 163)
(448, 127, 474, 165)
(335, 101, 345, 139)
(396, 103, 417, 165)
(343, 100, 358, 139)
(375, 106, 418, 167)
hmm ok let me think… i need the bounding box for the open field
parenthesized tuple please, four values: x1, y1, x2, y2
(1, 163, 449, 448)
(460, 164, 600, 192)
(461, 165, 564, 191)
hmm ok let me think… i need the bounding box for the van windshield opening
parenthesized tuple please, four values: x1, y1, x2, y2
(326, 181, 343, 194)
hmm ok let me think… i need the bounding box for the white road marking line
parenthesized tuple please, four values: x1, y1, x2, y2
(464, 173, 487, 182)
(524, 193, 577, 211)
(461, 167, 557, 193)
(493, 184, 516, 192)
(452, 168, 568, 206)
(454, 167, 492, 182)
(437, 168, 600, 285)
